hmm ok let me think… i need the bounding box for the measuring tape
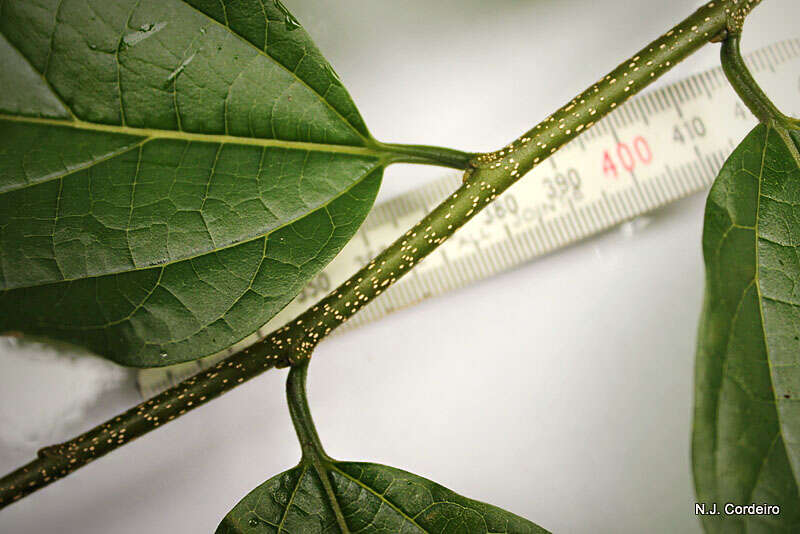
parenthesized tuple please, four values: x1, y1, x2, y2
(138, 38, 800, 398)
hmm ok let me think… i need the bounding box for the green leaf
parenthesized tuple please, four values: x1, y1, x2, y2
(0, 0, 396, 366)
(693, 123, 800, 531)
(218, 363, 549, 533)
(217, 461, 549, 534)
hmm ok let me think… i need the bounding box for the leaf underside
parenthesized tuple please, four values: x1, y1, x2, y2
(0, 0, 386, 366)
(693, 123, 800, 532)
(217, 461, 549, 534)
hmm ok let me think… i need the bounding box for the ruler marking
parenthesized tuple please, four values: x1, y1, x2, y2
(580, 201, 600, 234)
(609, 190, 627, 220)
(410, 266, 428, 300)
(498, 239, 517, 270)
(621, 104, 635, 126)
(611, 189, 629, 220)
(448, 252, 468, 287)
(688, 75, 705, 101)
(702, 70, 718, 92)
(686, 160, 702, 190)
(519, 227, 539, 257)
(564, 200, 582, 237)
(524, 227, 543, 256)
(677, 79, 692, 101)
(635, 97, 651, 126)
(790, 39, 800, 58)
(757, 48, 770, 71)
(680, 78, 693, 101)
(746, 50, 761, 72)
(577, 202, 594, 232)
(473, 246, 493, 279)
(558, 213, 577, 244)
(698, 71, 714, 98)
(693, 146, 716, 188)
(759, 48, 771, 71)
(546, 217, 566, 248)
(647, 91, 664, 114)
(663, 170, 681, 201)
(462, 244, 483, 280)
(583, 202, 600, 232)
(665, 85, 684, 118)
(678, 161, 699, 192)
(654, 172, 673, 202)
(637, 169, 659, 209)
(645, 174, 664, 206)
(551, 218, 568, 248)
(664, 164, 685, 196)
(785, 39, 796, 60)
(621, 187, 639, 218)
(460, 247, 480, 282)
(567, 206, 585, 239)
(504, 224, 522, 262)
(651, 89, 666, 113)
(778, 41, 792, 64)
(446, 250, 469, 289)
(510, 227, 532, 260)
(536, 221, 555, 252)
(601, 191, 619, 222)
(642, 178, 660, 208)
(590, 200, 608, 230)
(766, 47, 779, 72)
(668, 163, 688, 195)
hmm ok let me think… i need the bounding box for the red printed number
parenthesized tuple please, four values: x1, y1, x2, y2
(602, 136, 652, 179)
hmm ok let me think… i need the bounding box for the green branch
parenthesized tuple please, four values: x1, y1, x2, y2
(0, 0, 766, 510)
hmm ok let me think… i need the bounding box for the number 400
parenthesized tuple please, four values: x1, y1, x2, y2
(602, 136, 652, 179)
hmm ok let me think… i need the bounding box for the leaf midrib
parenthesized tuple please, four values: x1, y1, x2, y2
(752, 124, 800, 489)
(0, 112, 390, 197)
(0, 114, 386, 178)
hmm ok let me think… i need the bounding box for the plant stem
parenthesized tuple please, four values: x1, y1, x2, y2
(0, 0, 766, 510)
(721, 34, 795, 127)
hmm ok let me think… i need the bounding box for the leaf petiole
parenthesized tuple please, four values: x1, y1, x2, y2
(377, 141, 477, 169)
(721, 33, 797, 127)
(285, 362, 350, 532)
(286, 361, 331, 463)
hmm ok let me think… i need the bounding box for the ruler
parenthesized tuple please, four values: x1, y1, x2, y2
(138, 38, 800, 398)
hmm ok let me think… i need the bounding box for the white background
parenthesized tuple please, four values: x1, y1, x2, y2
(1, 1, 798, 532)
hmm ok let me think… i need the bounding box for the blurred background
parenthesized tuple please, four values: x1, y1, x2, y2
(1, 0, 798, 532)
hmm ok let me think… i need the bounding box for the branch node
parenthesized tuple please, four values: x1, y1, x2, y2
(710, 29, 729, 43)
(725, 0, 762, 34)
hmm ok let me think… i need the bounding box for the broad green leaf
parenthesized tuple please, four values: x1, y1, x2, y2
(693, 123, 800, 532)
(217, 461, 548, 534)
(0, 0, 390, 367)
(218, 363, 548, 534)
